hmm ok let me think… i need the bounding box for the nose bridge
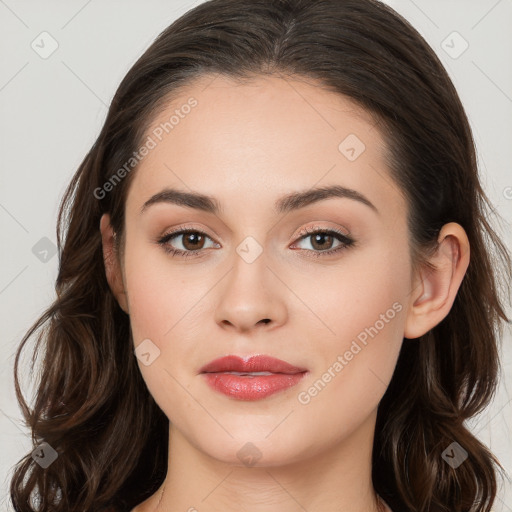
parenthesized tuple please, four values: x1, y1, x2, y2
(214, 234, 286, 331)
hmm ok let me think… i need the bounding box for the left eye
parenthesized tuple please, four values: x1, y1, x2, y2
(293, 230, 347, 251)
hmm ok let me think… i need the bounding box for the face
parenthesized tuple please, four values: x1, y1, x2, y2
(117, 74, 415, 466)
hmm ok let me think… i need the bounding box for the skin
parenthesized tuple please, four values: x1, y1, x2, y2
(100, 74, 470, 512)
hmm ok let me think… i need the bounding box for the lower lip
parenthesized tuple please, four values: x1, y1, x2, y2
(202, 372, 307, 400)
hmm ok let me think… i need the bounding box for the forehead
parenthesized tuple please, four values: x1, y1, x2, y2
(125, 73, 404, 220)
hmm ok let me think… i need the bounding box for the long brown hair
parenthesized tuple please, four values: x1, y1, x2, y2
(10, 0, 511, 510)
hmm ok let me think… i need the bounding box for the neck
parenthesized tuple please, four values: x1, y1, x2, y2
(142, 409, 387, 512)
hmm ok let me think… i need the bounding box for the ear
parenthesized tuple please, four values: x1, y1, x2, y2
(100, 213, 129, 314)
(404, 222, 470, 339)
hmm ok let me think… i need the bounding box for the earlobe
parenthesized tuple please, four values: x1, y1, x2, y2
(99, 213, 129, 314)
(404, 222, 470, 339)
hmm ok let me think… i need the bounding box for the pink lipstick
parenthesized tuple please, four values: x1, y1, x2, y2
(199, 355, 308, 400)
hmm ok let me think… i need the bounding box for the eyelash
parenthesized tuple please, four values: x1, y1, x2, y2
(156, 225, 355, 259)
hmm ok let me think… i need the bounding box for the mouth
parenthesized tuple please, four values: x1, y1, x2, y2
(199, 354, 308, 374)
(215, 371, 275, 376)
(199, 355, 308, 400)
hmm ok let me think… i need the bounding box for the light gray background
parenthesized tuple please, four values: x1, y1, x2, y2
(0, 0, 511, 510)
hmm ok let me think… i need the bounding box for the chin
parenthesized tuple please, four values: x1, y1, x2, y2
(191, 429, 317, 469)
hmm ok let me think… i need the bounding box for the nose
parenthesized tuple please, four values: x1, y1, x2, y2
(214, 251, 287, 333)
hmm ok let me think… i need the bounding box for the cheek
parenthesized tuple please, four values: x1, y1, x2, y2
(121, 242, 200, 389)
(122, 243, 207, 421)
(123, 239, 206, 343)
(289, 237, 410, 346)
(292, 242, 409, 414)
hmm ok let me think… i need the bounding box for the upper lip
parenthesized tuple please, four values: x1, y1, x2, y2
(199, 355, 308, 374)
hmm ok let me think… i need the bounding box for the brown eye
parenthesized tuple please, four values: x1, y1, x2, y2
(157, 228, 219, 257)
(309, 233, 335, 251)
(291, 227, 355, 257)
(181, 231, 206, 250)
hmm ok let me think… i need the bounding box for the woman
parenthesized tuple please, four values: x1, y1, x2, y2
(10, 0, 511, 511)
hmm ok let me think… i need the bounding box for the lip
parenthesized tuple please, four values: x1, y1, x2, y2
(200, 355, 308, 400)
(199, 354, 307, 374)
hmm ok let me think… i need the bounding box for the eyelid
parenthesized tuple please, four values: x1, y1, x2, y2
(157, 222, 354, 258)
(158, 223, 350, 244)
(289, 225, 354, 253)
(159, 223, 217, 240)
(293, 223, 351, 240)
(157, 224, 220, 249)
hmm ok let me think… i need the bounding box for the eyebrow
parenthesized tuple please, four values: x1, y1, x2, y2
(140, 184, 378, 215)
